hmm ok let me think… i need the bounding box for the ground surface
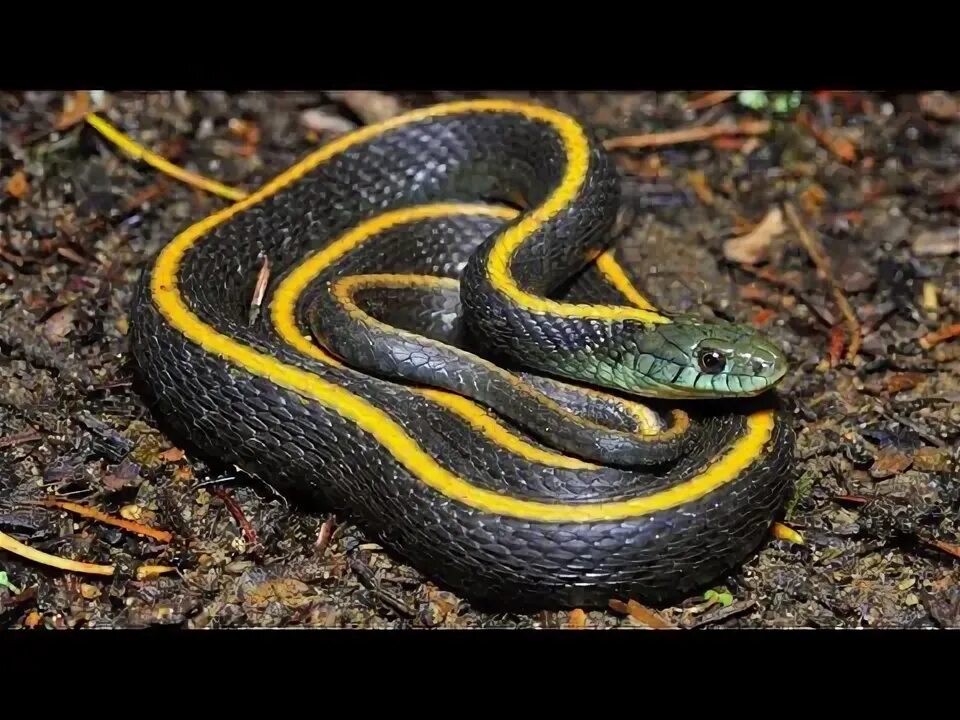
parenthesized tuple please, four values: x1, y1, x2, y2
(1, 90, 958, 629)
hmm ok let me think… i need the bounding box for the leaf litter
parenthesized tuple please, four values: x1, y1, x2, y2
(0, 89, 958, 629)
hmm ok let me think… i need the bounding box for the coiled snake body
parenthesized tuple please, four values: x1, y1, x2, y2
(130, 99, 795, 609)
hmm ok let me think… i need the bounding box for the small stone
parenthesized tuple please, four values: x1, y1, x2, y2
(913, 228, 959, 257)
(80, 584, 101, 600)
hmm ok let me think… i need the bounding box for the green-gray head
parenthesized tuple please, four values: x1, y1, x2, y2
(583, 316, 789, 400)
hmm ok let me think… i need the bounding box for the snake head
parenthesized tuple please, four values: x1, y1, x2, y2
(594, 316, 789, 400)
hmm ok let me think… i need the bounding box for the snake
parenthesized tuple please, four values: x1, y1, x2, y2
(128, 98, 796, 611)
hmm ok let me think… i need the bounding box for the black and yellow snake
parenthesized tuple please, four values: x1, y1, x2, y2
(129, 98, 795, 610)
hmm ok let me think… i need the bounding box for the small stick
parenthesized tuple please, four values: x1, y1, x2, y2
(685, 90, 739, 111)
(26, 498, 173, 543)
(875, 403, 947, 449)
(211, 488, 258, 547)
(784, 202, 862, 363)
(84, 113, 248, 202)
(135, 565, 177, 580)
(603, 119, 770, 151)
(0, 430, 42, 449)
(248, 255, 271, 325)
(0, 530, 114, 576)
(735, 264, 836, 330)
(922, 537, 960, 561)
(920, 323, 960, 350)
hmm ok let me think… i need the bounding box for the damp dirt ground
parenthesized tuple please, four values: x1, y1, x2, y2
(1, 90, 958, 629)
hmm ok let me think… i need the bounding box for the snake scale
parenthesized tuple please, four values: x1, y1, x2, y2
(129, 98, 795, 610)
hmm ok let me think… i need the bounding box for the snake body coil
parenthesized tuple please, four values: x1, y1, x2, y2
(130, 99, 795, 609)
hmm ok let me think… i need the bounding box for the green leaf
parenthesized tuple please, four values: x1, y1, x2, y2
(0, 571, 21, 595)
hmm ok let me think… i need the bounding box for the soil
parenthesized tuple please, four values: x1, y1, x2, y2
(1, 90, 958, 629)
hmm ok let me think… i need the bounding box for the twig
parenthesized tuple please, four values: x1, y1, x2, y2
(784, 202, 862, 363)
(833, 494, 870, 504)
(248, 255, 271, 325)
(922, 537, 960, 561)
(25, 498, 173, 543)
(0, 430, 42, 449)
(920, 323, 960, 350)
(735, 264, 836, 330)
(84, 113, 248, 202)
(603, 119, 770, 151)
(315, 517, 336, 554)
(135, 565, 178, 580)
(609, 598, 678, 629)
(682, 599, 757, 629)
(0, 530, 114, 576)
(348, 557, 416, 618)
(685, 91, 738, 111)
(211, 487, 258, 547)
(796, 109, 858, 163)
(875, 403, 947, 449)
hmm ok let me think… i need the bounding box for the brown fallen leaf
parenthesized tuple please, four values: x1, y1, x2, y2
(159, 447, 186, 462)
(42, 305, 76, 344)
(54, 91, 91, 131)
(335, 91, 402, 125)
(6, 170, 29, 199)
(751, 308, 776, 328)
(300, 108, 358, 135)
(885, 372, 927, 394)
(723, 207, 786, 265)
(919, 92, 960, 121)
(869, 449, 913, 480)
(797, 109, 858, 163)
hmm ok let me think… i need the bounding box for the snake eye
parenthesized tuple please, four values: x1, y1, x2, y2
(697, 349, 726, 374)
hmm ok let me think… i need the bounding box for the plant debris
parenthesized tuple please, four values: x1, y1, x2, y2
(1, 89, 958, 629)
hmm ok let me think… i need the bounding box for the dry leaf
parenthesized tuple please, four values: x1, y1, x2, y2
(884, 372, 926, 394)
(919, 92, 960, 121)
(300, 108, 357, 135)
(336, 91, 402, 124)
(6, 171, 29, 199)
(625, 599, 677, 629)
(54, 91, 91, 131)
(723, 207, 786, 265)
(159, 447, 186, 462)
(42, 306, 75, 344)
(870, 449, 913, 479)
